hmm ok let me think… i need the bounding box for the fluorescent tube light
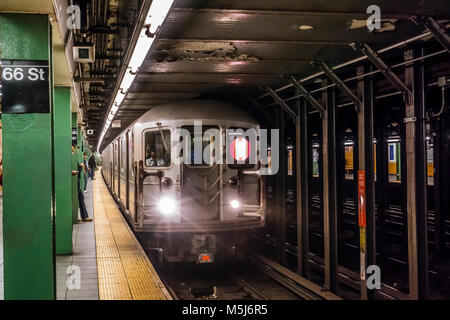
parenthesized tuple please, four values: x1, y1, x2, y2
(97, 0, 175, 153)
(120, 68, 136, 92)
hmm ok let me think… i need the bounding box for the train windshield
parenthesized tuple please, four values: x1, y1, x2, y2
(181, 125, 219, 166)
(144, 129, 171, 167)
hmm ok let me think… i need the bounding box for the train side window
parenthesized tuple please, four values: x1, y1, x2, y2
(181, 125, 219, 167)
(287, 145, 293, 176)
(312, 144, 320, 178)
(144, 129, 171, 168)
(227, 127, 256, 169)
(426, 138, 434, 186)
(344, 141, 354, 180)
(388, 138, 401, 183)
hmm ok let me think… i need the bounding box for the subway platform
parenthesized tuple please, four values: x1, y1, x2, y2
(1, 173, 170, 300)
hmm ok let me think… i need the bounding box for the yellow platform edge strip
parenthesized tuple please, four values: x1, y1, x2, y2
(93, 171, 172, 300)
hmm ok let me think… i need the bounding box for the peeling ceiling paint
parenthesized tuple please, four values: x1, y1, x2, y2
(348, 19, 398, 33)
(161, 41, 260, 62)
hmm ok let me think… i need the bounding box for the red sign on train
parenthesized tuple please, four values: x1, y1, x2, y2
(358, 170, 366, 228)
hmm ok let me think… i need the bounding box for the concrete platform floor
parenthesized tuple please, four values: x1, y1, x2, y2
(56, 179, 98, 300)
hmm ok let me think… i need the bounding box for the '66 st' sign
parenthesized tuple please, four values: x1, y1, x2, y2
(0, 60, 50, 113)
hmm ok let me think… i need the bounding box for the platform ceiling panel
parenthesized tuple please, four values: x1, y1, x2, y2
(99, 0, 450, 149)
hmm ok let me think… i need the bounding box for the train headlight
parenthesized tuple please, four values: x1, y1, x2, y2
(158, 197, 176, 216)
(161, 177, 173, 190)
(230, 200, 240, 209)
(228, 176, 240, 188)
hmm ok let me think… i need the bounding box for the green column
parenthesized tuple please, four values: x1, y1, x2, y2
(0, 13, 55, 299)
(54, 87, 72, 254)
(71, 113, 79, 224)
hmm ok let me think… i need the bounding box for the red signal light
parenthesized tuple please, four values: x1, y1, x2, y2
(230, 137, 250, 161)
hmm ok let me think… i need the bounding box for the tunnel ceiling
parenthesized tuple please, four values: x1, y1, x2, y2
(84, 0, 450, 151)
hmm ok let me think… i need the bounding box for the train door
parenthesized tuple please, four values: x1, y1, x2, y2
(125, 132, 129, 211)
(109, 146, 113, 187)
(142, 127, 174, 222)
(120, 134, 127, 207)
(112, 142, 116, 194)
(180, 125, 220, 221)
(114, 140, 119, 196)
(128, 130, 136, 222)
(118, 139, 121, 199)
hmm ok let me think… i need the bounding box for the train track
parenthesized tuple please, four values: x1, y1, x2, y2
(147, 249, 341, 300)
(106, 171, 340, 301)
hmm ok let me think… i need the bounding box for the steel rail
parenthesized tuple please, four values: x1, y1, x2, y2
(233, 275, 271, 300)
(248, 251, 342, 300)
(256, 31, 433, 99)
(265, 49, 447, 107)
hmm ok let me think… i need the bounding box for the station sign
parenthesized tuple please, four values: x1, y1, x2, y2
(0, 60, 50, 113)
(358, 170, 366, 227)
(72, 128, 78, 146)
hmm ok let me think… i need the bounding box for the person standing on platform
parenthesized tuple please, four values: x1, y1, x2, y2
(72, 146, 93, 222)
(83, 153, 88, 192)
(88, 154, 96, 180)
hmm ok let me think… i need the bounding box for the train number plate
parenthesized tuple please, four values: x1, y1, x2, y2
(198, 253, 214, 264)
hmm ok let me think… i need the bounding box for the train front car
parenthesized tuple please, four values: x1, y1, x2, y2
(103, 100, 265, 263)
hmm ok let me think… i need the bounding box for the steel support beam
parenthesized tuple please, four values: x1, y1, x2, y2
(74, 77, 115, 82)
(356, 65, 376, 300)
(265, 86, 298, 120)
(297, 98, 310, 279)
(158, 38, 351, 46)
(322, 81, 338, 293)
(317, 62, 362, 110)
(170, 8, 410, 19)
(296, 97, 303, 275)
(87, 26, 120, 34)
(432, 117, 444, 261)
(257, 32, 432, 100)
(288, 76, 326, 114)
(415, 16, 450, 53)
(404, 48, 429, 299)
(275, 106, 287, 266)
(375, 105, 389, 246)
(353, 43, 412, 102)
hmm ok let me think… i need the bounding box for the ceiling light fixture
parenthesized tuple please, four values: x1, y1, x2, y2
(298, 24, 314, 30)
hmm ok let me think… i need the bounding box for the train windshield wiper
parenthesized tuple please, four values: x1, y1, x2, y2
(157, 123, 169, 154)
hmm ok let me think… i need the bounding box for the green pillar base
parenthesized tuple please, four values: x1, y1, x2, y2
(55, 87, 73, 254)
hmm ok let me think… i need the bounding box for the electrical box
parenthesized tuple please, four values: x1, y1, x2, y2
(73, 45, 95, 63)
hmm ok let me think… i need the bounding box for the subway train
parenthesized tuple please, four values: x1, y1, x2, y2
(101, 100, 266, 263)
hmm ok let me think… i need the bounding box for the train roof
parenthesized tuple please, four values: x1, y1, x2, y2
(138, 100, 259, 125)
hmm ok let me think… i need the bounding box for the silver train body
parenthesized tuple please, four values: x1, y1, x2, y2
(101, 100, 265, 262)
